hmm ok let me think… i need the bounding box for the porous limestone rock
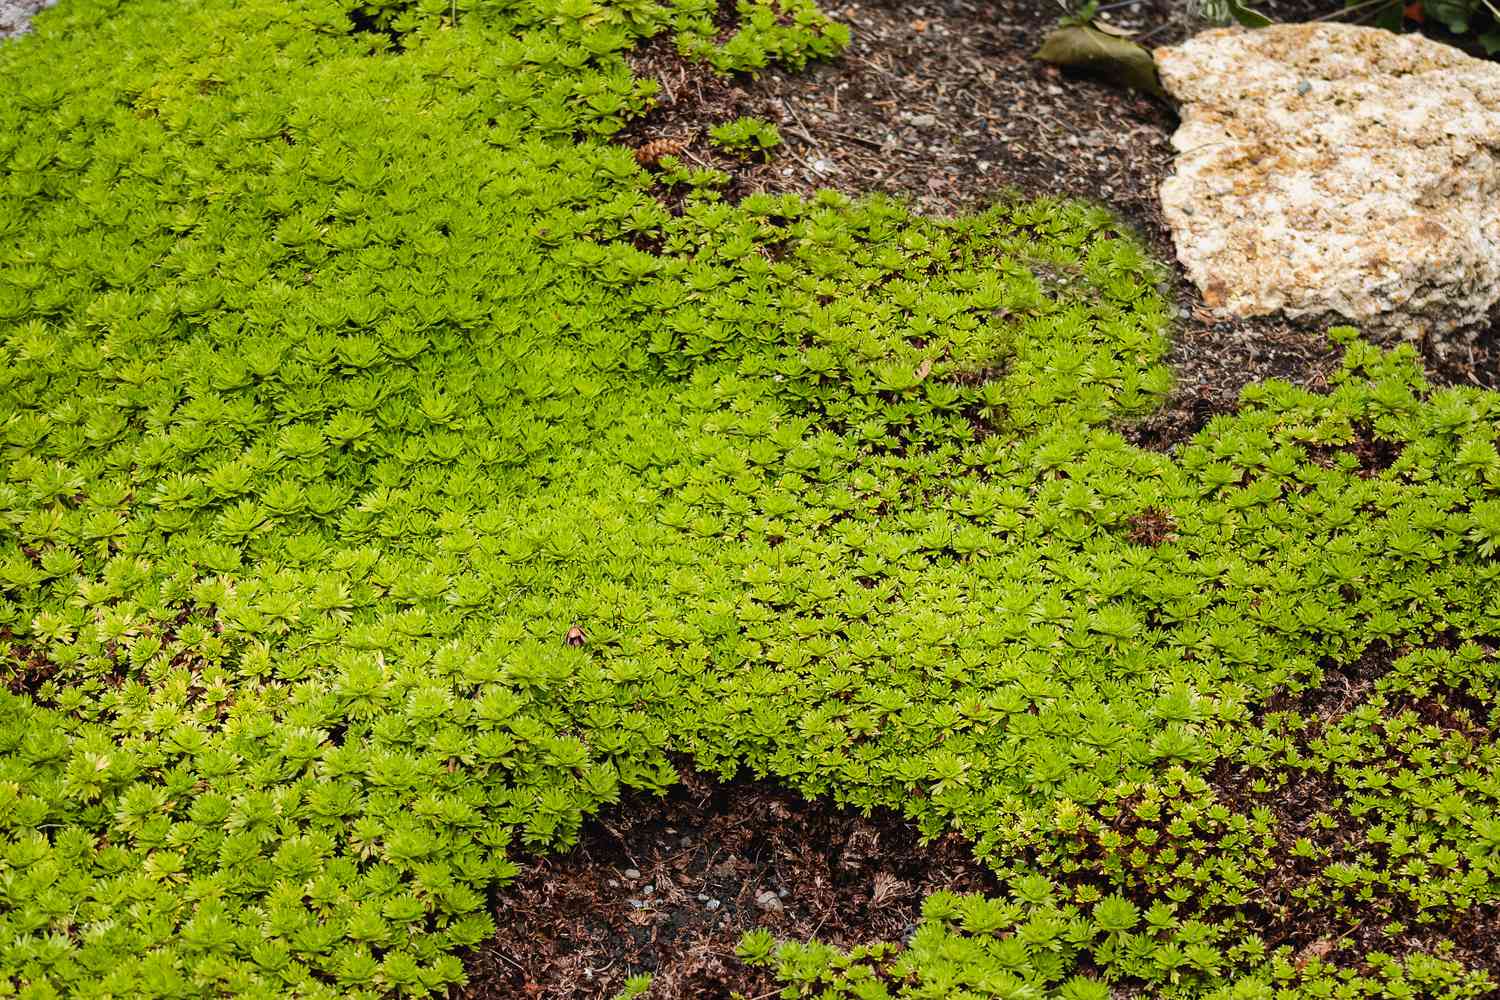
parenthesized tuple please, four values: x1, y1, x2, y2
(1155, 23, 1500, 343)
(0, 0, 56, 40)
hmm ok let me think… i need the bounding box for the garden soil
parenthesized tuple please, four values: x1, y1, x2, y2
(462, 765, 1001, 999)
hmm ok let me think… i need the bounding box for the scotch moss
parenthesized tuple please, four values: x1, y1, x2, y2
(1, 1, 1497, 998)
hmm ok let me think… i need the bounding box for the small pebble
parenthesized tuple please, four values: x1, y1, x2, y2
(910, 113, 937, 128)
(705, 899, 721, 911)
(623, 868, 640, 880)
(642, 884, 654, 895)
(755, 889, 784, 912)
(776, 887, 789, 898)
(1297, 78, 1312, 96)
(697, 893, 710, 902)
(628, 899, 646, 910)
(607, 879, 619, 888)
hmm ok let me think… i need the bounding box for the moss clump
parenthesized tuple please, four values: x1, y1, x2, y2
(1, 0, 1498, 997)
(708, 115, 783, 158)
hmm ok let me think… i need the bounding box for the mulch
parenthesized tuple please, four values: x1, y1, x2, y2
(462, 766, 999, 999)
(470, 2, 1500, 994)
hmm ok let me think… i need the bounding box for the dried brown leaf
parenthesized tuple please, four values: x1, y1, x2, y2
(871, 872, 907, 907)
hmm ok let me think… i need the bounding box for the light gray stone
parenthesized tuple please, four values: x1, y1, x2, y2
(0, 0, 55, 40)
(1156, 23, 1500, 343)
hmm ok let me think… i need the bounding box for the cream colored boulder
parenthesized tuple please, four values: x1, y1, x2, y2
(1155, 23, 1500, 343)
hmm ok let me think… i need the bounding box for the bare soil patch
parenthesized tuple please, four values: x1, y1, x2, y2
(460, 766, 998, 999)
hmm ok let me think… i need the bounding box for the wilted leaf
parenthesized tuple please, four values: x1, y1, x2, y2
(1035, 24, 1165, 97)
(1225, 0, 1273, 27)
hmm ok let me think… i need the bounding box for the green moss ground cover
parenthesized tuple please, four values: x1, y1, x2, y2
(1, 1, 1498, 997)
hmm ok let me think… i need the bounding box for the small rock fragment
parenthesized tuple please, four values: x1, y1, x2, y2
(623, 868, 641, 880)
(755, 889, 784, 912)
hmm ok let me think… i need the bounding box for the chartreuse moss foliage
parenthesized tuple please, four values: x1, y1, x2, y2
(1, 0, 1498, 998)
(708, 116, 783, 158)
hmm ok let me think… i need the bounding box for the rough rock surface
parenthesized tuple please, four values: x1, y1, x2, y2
(1155, 23, 1500, 343)
(1, 0, 55, 40)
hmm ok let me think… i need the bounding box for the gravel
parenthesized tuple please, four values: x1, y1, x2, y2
(754, 889, 784, 912)
(0, 0, 55, 40)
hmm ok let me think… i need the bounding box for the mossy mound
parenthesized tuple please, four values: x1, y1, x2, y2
(1, 1, 1497, 997)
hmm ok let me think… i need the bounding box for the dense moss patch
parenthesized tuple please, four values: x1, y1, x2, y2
(1, 1, 1497, 997)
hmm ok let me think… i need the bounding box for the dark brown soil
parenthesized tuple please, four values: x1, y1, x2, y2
(1217, 767, 1500, 977)
(620, 0, 1500, 451)
(1207, 696, 1500, 978)
(1303, 421, 1405, 477)
(1196, 631, 1500, 977)
(1257, 640, 1400, 731)
(461, 766, 999, 999)
(2, 647, 55, 701)
(1, 622, 58, 703)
